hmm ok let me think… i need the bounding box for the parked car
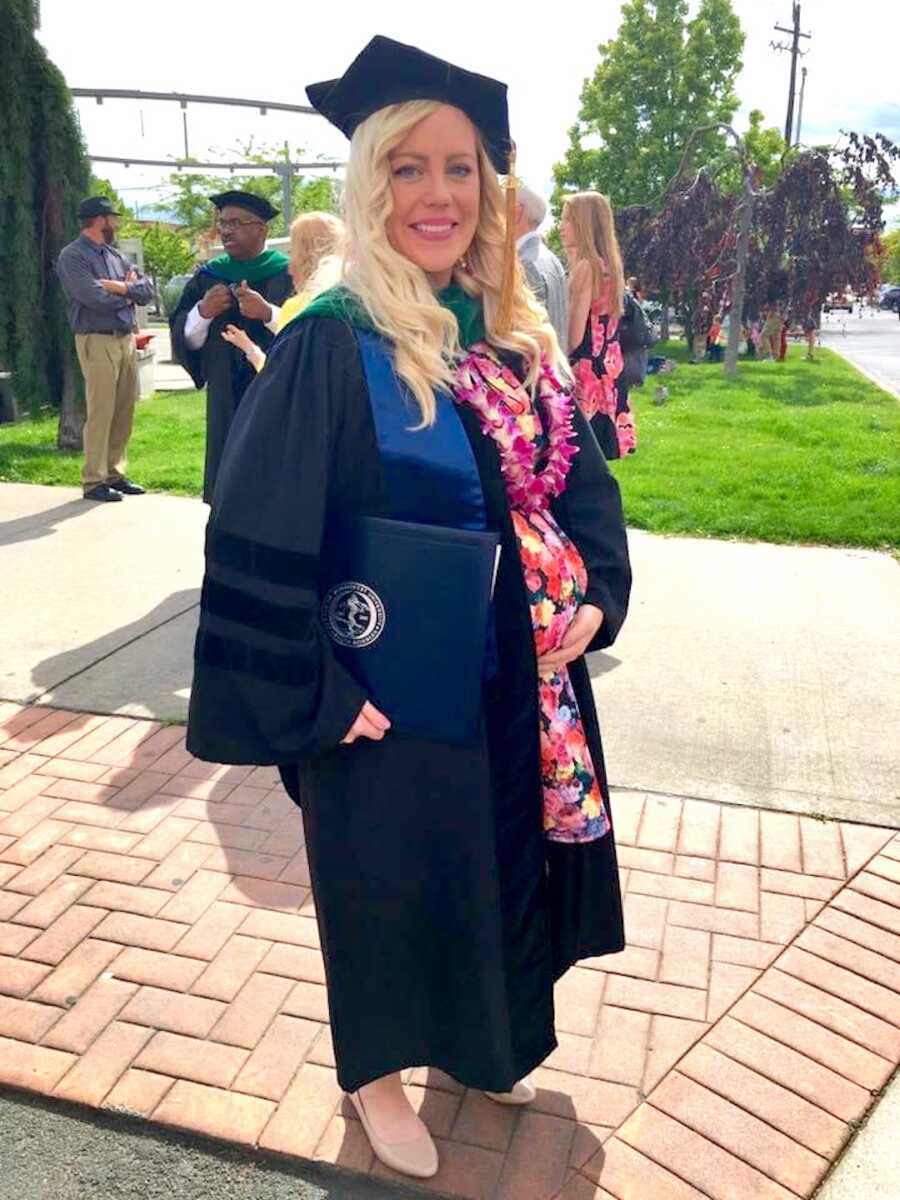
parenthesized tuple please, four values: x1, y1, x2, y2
(824, 290, 854, 313)
(879, 285, 900, 313)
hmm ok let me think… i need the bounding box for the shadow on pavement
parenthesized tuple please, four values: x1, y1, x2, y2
(30, 588, 200, 704)
(0, 1085, 422, 1200)
(0, 498, 92, 549)
(587, 652, 622, 679)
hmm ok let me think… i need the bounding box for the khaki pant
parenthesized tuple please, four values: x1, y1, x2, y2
(74, 333, 138, 490)
(758, 327, 781, 359)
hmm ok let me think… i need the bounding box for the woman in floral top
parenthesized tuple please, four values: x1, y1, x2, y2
(187, 35, 631, 1181)
(562, 191, 637, 458)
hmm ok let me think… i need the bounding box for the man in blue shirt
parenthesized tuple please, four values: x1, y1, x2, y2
(57, 196, 154, 502)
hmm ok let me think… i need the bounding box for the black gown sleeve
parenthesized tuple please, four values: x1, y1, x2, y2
(552, 403, 632, 651)
(170, 270, 295, 390)
(169, 271, 209, 389)
(186, 318, 370, 765)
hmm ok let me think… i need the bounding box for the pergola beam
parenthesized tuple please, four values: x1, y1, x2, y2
(71, 88, 318, 116)
(88, 154, 343, 171)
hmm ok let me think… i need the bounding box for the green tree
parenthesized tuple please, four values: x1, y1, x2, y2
(881, 228, 900, 283)
(156, 172, 220, 243)
(553, 0, 745, 209)
(141, 223, 194, 283)
(712, 110, 787, 193)
(744, 111, 788, 186)
(0, 0, 90, 434)
(155, 142, 340, 242)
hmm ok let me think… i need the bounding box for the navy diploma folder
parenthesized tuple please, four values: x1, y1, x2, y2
(320, 516, 500, 746)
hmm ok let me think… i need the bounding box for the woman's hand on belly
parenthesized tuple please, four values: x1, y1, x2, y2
(536, 603, 605, 674)
(341, 700, 392, 745)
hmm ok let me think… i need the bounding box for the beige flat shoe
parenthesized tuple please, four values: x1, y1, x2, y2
(349, 1090, 439, 1179)
(484, 1076, 537, 1106)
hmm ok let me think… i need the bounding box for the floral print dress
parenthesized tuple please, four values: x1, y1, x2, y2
(452, 345, 610, 845)
(570, 300, 637, 459)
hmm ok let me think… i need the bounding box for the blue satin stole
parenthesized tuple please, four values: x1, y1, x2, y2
(355, 331, 487, 531)
(354, 330, 498, 676)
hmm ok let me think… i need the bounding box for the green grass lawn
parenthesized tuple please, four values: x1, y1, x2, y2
(610, 343, 900, 550)
(0, 390, 206, 497)
(0, 342, 898, 549)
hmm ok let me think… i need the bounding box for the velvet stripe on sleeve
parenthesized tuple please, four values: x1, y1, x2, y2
(186, 320, 369, 765)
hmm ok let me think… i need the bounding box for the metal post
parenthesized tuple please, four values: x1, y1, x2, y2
(182, 108, 189, 159)
(280, 141, 293, 228)
(795, 67, 808, 147)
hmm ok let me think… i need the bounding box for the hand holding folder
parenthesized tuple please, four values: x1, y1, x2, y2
(320, 516, 501, 746)
(342, 700, 392, 745)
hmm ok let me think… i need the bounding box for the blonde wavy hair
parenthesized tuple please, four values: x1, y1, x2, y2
(562, 191, 625, 318)
(289, 211, 344, 293)
(337, 100, 567, 426)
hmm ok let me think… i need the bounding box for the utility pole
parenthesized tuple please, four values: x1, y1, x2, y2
(794, 66, 808, 147)
(772, 3, 811, 146)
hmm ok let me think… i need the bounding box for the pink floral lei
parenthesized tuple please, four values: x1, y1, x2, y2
(451, 344, 580, 513)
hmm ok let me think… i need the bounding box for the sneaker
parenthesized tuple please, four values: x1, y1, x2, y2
(83, 484, 123, 503)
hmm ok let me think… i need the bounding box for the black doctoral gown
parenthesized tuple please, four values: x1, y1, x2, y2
(169, 266, 294, 502)
(186, 316, 632, 1094)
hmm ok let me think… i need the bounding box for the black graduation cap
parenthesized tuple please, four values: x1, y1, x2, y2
(306, 35, 512, 173)
(210, 191, 279, 222)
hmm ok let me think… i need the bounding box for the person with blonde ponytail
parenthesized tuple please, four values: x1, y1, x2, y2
(187, 37, 631, 1181)
(561, 191, 637, 457)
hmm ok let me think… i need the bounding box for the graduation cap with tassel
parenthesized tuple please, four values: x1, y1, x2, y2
(306, 34, 519, 333)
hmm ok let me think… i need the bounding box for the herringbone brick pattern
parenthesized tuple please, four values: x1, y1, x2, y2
(1, 701, 898, 1200)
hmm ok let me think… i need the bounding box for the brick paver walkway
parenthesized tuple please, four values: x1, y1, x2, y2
(1, 702, 898, 1200)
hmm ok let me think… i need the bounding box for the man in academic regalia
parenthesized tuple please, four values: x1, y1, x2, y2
(169, 191, 294, 501)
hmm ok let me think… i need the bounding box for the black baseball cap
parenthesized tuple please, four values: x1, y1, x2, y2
(209, 191, 279, 221)
(306, 35, 512, 173)
(77, 196, 119, 220)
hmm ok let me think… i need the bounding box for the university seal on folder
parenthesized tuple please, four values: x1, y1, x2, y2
(322, 582, 387, 649)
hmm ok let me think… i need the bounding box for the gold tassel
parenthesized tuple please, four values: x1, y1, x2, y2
(494, 142, 520, 335)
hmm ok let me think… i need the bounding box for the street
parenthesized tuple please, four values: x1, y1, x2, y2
(820, 305, 900, 398)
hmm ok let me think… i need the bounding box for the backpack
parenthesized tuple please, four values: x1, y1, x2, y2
(619, 293, 656, 387)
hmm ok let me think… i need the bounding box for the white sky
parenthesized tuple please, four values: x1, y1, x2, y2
(37, 0, 899, 215)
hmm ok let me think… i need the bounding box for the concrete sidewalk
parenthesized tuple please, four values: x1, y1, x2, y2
(0, 484, 204, 718)
(146, 324, 195, 393)
(814, 1069, 900, 1199)
(3, 482, 898, 828)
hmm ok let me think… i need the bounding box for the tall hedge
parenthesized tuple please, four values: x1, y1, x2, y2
(0, 0, 90, 438)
